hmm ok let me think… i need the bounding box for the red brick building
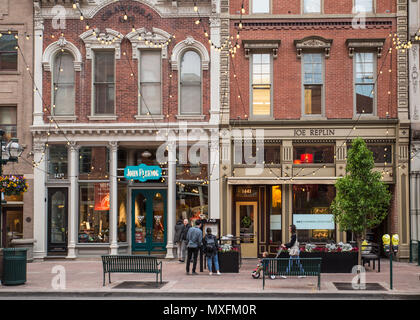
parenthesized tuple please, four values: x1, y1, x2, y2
(220, 0, 410, 259)
(32, 0, 221, 259)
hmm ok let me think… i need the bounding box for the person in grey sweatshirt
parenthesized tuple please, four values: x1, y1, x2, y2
(185, 220, 203, 275)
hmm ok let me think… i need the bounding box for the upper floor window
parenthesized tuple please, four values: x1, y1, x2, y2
(53, 52, 75, 115)
(303, 0, 321, 14)
(0, 106, 17, 141)
(303, 53, 323, 115)
(354, 52, 375, 114)
(139, 50, 161, 115)
(354, 0, 373, 13)
(252, 0, 270, 14)
(0, 33, 17, 71)
(180, 50, 202, 115)
(251, 53, 271, 117)
(79, 146, 109, 180)
(93, 51, 115, 115)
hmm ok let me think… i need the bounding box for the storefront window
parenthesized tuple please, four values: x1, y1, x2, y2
(117, 186, 127, 242)
(265, 145, 280, 164)
(48, 145, 68, 180)
(176, 145, 208, 180)
(292, 184, 336, 243)
(78, 183, 110, 243)
(269, 186, 282, 243)
(293, 145, 334, 164)
(79, 146, 109, 180)
(176, 183, 208, 223)
(5, 208, 23, 246)
(346, 144, 392, 164)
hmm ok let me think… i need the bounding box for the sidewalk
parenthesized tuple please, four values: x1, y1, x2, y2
(0, 258, 419, 299)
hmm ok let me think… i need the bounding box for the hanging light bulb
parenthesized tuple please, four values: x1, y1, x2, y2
(194, 3, 198, 12)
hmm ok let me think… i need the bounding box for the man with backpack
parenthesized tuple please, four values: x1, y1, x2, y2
(186, 220, 202, 275)
(203, 227, 221, 276)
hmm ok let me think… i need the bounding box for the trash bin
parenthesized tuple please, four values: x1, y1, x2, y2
(2, 248, 27, 285)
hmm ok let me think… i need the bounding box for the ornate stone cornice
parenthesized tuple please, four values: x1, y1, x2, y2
(242, 40, 281, 59)
(294, 36, 333, 58)
(346, 38, 385, 58)
(126, 27, 171, 59)
(79, 28, 124, 59)
(170, 36, 210, 70)
(42, 37, 83, 71)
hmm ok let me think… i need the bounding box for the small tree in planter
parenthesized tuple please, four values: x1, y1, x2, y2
(331, 138, 391, 269)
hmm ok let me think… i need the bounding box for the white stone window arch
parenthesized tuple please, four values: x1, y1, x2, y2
(42, 37, 82, 71)
(170, 36, 210, 71)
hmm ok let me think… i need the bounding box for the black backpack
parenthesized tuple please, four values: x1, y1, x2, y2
(205, 235, 217, 254)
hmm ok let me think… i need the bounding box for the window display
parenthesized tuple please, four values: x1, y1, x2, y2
(293, 145, 334, 164)
(292, 184, 336, 242)
(79, 146, 109, 180)
(176, 183, 208, 223)
(269, 186, 282, 243)
(78, 183, 110, 243)
(117, 186, 127, 242)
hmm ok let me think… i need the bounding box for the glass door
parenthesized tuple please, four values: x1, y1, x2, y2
(132, 189, 167, 253)
(236, 201, 258, 258)
(48, 188, 68, 255)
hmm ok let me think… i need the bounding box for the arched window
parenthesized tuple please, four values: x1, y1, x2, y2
(180, 50, 201, 115)
(53, 51, 75, 115)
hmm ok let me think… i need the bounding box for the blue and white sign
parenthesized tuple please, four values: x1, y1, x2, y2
(293, 214, 335, 230)
(124, 164, 162, 182)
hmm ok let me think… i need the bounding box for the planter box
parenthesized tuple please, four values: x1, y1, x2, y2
(218, 251, 240, 273)
(276, 252, 358, 273)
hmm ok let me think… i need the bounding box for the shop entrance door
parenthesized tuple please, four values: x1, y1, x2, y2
(132, 189, 167, 253)
(236, 201, 258, 258)
(47, 188, 68, 255)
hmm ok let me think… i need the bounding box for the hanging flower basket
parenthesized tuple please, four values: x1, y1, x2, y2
(0, 175, 29, 196)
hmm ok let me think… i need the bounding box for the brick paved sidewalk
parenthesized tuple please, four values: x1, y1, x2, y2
(0, 258, 419, 297)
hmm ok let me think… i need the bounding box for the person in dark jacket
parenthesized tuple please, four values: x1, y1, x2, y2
(203, 228, 221, 276)
(281, 224, 305, 278)
(185, 220, 203, 275)
(174, 219, 186, 263)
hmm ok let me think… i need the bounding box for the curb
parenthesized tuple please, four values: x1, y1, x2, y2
(0, 290, 419, 300)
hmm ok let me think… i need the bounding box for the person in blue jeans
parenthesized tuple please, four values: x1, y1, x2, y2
(203, 228, 221, 276)
(281, 224, 305, 278)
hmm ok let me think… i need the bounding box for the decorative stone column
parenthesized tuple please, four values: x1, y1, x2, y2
(66, 142, 79, 259)
(33, 1, 44, 126)
(165, 141, 176, 259)
(32, 141, 47, 260)
(210, 16, 221, 125)
(209, 130, 220, 219)
(109, 141, 119, 255)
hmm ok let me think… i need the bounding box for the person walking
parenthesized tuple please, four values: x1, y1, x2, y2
(186, 220, 203, 275)
(174, 219, 186, 263)
(281, 224, 305, 279)
(203, 228, 221, 276)
(180, 218, 190, 262)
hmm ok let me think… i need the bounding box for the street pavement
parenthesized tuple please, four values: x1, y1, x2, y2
(0, 257, 419, 299)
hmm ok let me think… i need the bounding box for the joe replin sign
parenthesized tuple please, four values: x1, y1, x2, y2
(124, 164, 162, 182)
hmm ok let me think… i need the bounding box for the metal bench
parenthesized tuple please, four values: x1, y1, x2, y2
(361, 243, 381, 272)
(101, 255, 162, 286)
(262, 257, 322, 290)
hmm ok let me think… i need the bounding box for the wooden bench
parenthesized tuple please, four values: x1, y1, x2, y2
(262, 257, 322, 290)
(361, 243, 381, 272)
(101, 255, 162, 286)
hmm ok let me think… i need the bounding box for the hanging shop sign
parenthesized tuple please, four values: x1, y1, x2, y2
(293, 214, 335, 230)
(124, 164, 162, 182)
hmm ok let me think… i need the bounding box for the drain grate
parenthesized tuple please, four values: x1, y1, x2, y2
(333, 282, 387, 291)
(112, 281, 168, 289)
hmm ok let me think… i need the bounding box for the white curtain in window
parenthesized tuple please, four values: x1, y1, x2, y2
(53, 52, 75, 115)
(180, 50, 201, 115)
(140, 51, 161, 115)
